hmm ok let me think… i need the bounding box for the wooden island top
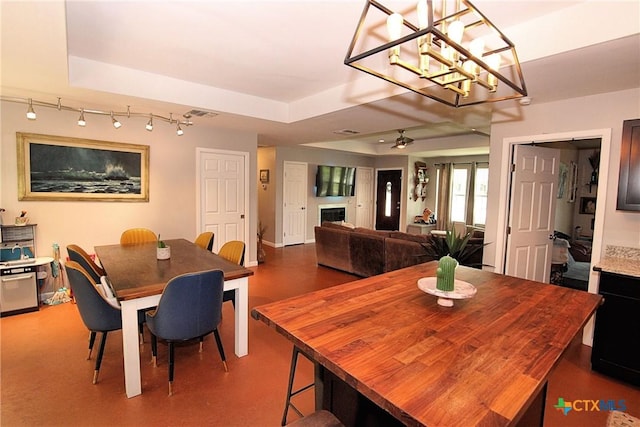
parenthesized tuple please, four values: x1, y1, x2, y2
(252, 261, 601, 426)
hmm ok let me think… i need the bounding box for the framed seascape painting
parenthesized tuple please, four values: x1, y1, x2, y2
(17, 133, 150, 202)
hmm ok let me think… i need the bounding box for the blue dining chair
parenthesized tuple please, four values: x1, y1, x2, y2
(145, 269, 227, 396)
(67, 243, 148, 343)
(65, 261, 122, 385)
(67, 244, 105, 284)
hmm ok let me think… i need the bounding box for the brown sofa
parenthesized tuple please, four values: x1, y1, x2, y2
(314, 222, 437, 277)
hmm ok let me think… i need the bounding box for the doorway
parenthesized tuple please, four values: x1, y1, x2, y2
(282, 161, 307, 246)
(375, 169, 402, 231)
(495, 128, 612, 346)
(196, 148, 249, 254)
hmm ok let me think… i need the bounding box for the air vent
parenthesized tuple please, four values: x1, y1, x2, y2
(332, 129, 360, 135)
(183, 109, 218, 118)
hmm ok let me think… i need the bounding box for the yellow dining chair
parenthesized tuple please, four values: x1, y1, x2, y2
(218, 240, 245, 266)
(194, 232, 214, 251)
(217, 240, 245, 307)
(120, 228, 157, 245)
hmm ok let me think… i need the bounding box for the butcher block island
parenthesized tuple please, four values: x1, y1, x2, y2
(252, 261, 601, 427)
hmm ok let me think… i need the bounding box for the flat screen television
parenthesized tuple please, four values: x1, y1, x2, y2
(315, 165, 356, 197)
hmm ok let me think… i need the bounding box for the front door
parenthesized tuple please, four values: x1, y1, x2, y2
(198, 149, 247, 253)
(505, 145, 560, 282)
(375, 169, 402, 231)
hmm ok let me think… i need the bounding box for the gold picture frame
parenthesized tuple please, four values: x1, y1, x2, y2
(259, 169, 270, 183)
(17, 132, 150, 202)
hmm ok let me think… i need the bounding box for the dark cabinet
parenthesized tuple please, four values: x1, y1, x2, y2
(591, 272, 640, 385)
(617, 118, 640, 211)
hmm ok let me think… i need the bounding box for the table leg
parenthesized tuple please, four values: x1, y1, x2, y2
(121, 300, 141, 398)
(121, 295, 160, 398)
(231, 277, 249, 356)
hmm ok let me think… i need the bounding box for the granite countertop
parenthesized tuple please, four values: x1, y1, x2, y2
(593, 246, 640, 278)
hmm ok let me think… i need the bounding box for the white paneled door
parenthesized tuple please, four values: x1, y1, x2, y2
(283, 161, 307, 246)
(505, 145, 560, 283)
(355, 167, 374, 229)
(198, 149, 247, 254)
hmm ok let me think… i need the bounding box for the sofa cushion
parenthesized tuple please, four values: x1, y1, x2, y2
(314, 226, 353, 273)
(321, 221, 355, 232)
(388, 231, 431, 244)
(350, 233, 385, 277)
(353, 227, 391, 238)
(384, 237, 434, 272)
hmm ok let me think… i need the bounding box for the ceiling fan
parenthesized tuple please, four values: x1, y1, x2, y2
(391, 129, 414, 149)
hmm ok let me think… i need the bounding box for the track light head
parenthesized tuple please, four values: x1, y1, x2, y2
(176, 122, 184, 136)
(26, 99, 36, 120)
(78, 110, 86, 127)
(111, 112, 121, 129)
(146, 116, 153, 131)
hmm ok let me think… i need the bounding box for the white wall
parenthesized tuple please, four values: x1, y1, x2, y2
(1, 101, 258, 268)
(484, 88, 640, 270)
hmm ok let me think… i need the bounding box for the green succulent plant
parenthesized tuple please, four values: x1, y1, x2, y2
(421, 226, 488, 268)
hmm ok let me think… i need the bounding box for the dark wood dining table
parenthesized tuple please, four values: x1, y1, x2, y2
(252, 261, 601, 426)
(95, 238, 253, 398)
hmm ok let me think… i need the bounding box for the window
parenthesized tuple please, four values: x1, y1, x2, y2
(473, 166, 489, 226)
(384, 181, 392, 217)
(450, 167, 468, 222)
(435, 161, 489, 228)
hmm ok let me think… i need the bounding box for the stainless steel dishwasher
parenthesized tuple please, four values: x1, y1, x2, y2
(1, 265, 38, 316)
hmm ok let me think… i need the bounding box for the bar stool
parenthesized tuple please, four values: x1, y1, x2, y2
(282, 346, 315, 426)
(287, 410, 344, 427)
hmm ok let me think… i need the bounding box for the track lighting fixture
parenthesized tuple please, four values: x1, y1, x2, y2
(1, 96, 196, 136)
(111, 112, 122, 129)
(26, 99, 36, 120)
(77, 110, 86, 127)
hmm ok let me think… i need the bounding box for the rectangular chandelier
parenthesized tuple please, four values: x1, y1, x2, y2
(344, 0, 528, 107)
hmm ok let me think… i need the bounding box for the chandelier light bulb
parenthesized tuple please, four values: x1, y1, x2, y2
(448, 20, 464, 45)
(417, 0, 428, 29)
(386, 13, 403, 61)
(486, 53, 501, 89)
(26, 99, 36, 120)
(386, 13, 403, 41)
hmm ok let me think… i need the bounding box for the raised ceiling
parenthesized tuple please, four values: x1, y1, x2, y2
(1, 1, 639, 157)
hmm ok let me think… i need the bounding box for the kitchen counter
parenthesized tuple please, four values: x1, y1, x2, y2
(593, 245, 640, 278)
(0, 257, 54, 270)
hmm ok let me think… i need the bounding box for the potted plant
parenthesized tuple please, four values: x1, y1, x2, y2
(420, 226, 487, 268)
(257, 222, 267, 263)
(157, 234, 170, 260)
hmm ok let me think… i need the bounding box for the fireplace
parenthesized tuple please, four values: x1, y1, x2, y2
(318, 204, 347, 224)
